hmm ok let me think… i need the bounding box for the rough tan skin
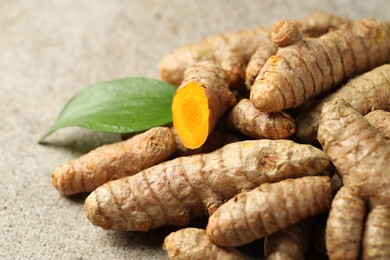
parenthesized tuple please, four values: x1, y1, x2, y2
(264, 219, 313, 260)
(293, 12, 351, 38)
(296, 64, 390, 144)
(163, 228, 244, 260)
(160, 13, 350, 89)
(365, 110, 390, 140)
(206, 176, 332, 247)
(124, 127, 241, 157)
(227, 98, 296, 139)
(172, 61, 237, 149)
(250, 19, 390, 113)
(318, 98, 390, 259)
(325, 187, 366, 260)
(84, 140, 330, 231)
(245, 40, 278, 88)
(51, 127, 176, 195)
(245, 13, 350, 89)
(159, 26, 270, 88)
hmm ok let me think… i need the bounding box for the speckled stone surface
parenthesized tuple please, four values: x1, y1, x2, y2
(0, 1, 388, 259)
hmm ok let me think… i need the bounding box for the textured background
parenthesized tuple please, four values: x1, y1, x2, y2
(1, 1, 388, 259)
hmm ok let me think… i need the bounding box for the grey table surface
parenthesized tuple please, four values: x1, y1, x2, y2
(1, 1, 388, 259)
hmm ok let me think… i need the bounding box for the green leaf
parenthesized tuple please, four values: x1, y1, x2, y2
(39, 77, 176, 143)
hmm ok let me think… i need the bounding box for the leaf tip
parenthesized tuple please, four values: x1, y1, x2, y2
(37, 129, 55, 145)
(37, 135, 48, 145)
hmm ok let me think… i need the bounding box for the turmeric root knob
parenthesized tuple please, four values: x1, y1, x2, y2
(251, 18, 390, 113)
(295, 64, 390, 145)
(365, 110, 390, 140)
(264, 219, 313, 260)
(84, 140, 330, 231)
(318, 98, 390, 259)
(245, 13, 351, 88)
(172, 61, 236, 149)
(206, 176, 332, 247)
(227, 98, 296, 139)
(271, 20, 302, 47)
(51, 127, 176, 195)
(163, 228, 244, 260)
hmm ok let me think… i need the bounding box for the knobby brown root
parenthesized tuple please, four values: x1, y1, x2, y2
(293, 12, 351, 37)
(160, 13, 350, 89)
(272, 20, 303, 47)
(362, 206, 390, 259)
(326, 187, 365, 260)
(264, 219, 313, 260)
(84, 140, 330, 231)
(172, 61, 237, 149)
(163, 228, 244, 260)
(317, 98, 390, 195)
(250, 19, 390, 113)
(51, 127, 176, 195)
(245, 40, 278, 88)
(245, 13, 350, 89)
(227, 98, 296, 139)
(365, 110, 390, 140)
(318, 98, 390, 259)
(295, 64, 390, 144)
(206, 176, 332, 247)
(159, 26, 271, 88)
